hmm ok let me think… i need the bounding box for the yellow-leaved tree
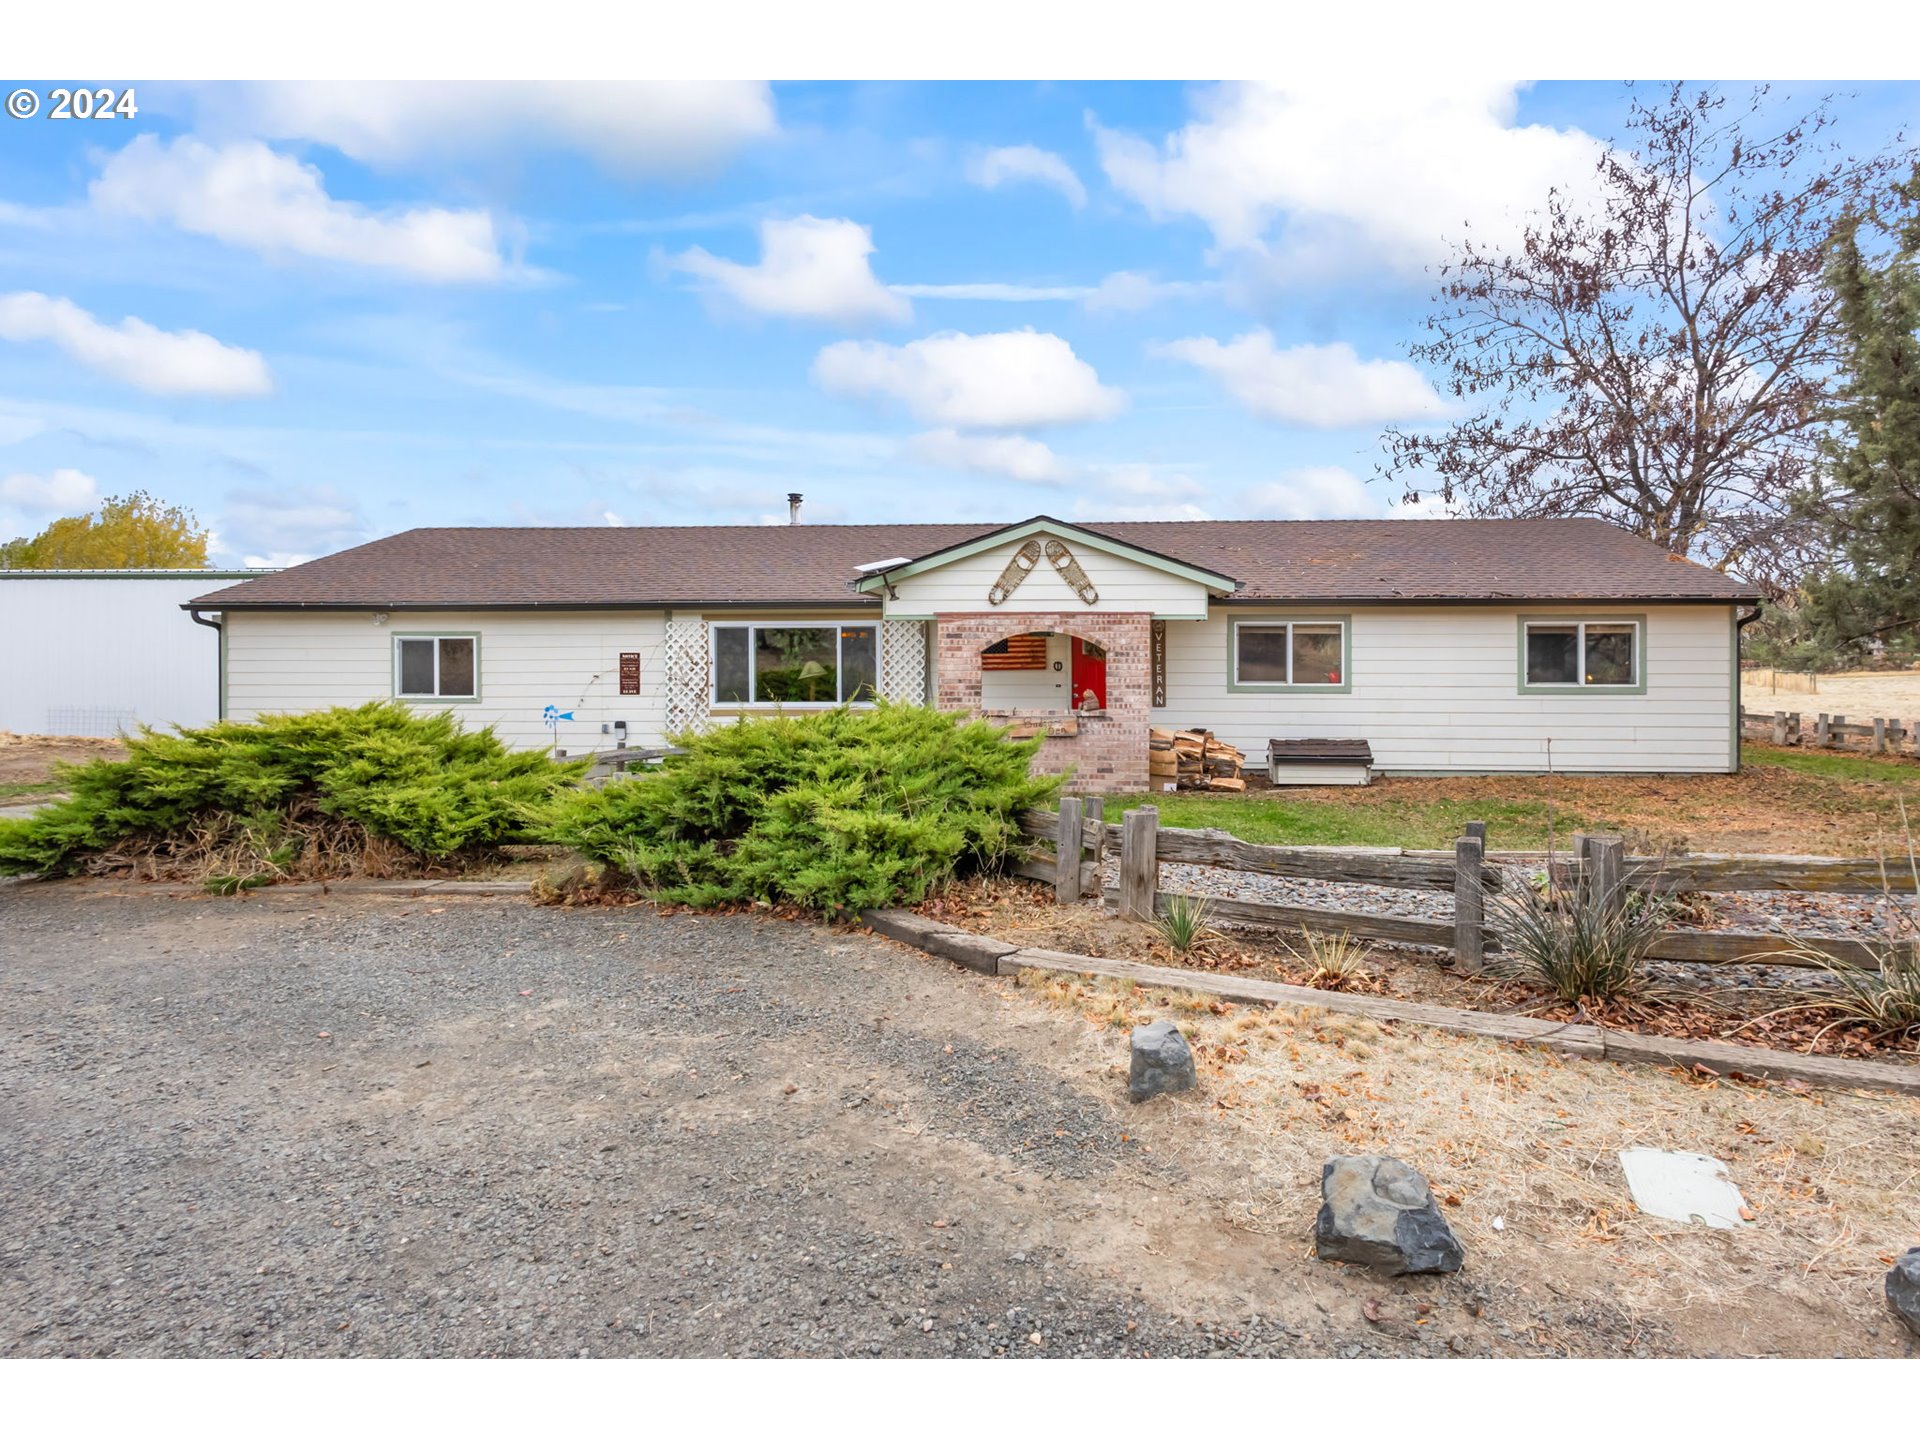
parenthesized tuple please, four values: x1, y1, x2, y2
(0, 491, 209, 569)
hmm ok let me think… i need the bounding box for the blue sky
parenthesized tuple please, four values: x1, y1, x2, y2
(0, 79, 1913, 565)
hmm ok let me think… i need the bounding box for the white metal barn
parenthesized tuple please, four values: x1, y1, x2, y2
(0, 570, 272, 737)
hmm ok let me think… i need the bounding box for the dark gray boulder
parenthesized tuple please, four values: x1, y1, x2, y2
(1128, 1019, 1196, 1103)
(1889, 1248, 1920, 1336)
(1314, 1155, 1464, 1275)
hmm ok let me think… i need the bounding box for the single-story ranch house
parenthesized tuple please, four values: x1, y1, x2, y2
(185, 514, 1761, 791)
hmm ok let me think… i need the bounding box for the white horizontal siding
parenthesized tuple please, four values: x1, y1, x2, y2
(883, 536, 1210, 618)
(979, 633, 1072, 708)
(1153, 604, 1735, 773)
(225, 610, 669, 753)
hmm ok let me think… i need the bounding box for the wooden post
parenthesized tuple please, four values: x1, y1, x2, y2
(1772, 710, 1789, 745)
(1788, 712, 1802, 746)
(1873, 717, 1887, 755)
(1119, 806, 1159, 922)
(1054, 796, 1084, 905)
(1082, 798, 1105, 899)
(1453, 833, 1485, 975)
(1590, 834, 1626, 922)
(1815, 713, 1831, 748)
(1465, 820, 1488, 843)
(1832, 715, 1848, 750)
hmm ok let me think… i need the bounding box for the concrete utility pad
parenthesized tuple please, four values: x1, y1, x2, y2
(1619, 1148, 1751, 1230)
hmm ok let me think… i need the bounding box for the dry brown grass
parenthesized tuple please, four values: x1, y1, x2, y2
(1015, 966, 1920, 1351)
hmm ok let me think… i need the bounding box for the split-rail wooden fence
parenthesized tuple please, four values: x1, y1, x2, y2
(1015, 803, 1909, 973)
(1740, 706, 1920, 757)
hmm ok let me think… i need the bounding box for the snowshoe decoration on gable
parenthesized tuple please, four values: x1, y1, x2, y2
(1044, 539, 1099, 605)
(987, 538, 1045, 605)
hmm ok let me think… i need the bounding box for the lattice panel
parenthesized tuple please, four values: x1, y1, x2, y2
(879, 619, 928, 704)
(663, 615, 711, 735)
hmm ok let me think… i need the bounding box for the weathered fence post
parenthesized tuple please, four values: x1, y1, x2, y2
(1119, 806, 1159, 922)
(1815, 713, 1831, 748)
(1054, 796, 1084, 905)
(1773, 710, 1789, 745)
(1454, 831, 1485, 975)
(1589, 833, 1626, 921)
(1873, 717, 1887, 755)
(1465, 819, 1487, 843)
(1081, 797, 1105, 899)
(1832, 714, 1848, 750)
(1788, 712, 1802, 746)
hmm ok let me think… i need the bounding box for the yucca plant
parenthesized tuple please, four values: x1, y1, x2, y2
(1152, 892, 1217, 955)
(1490, 867, 1668, 1005)
(1291, 926, 1372, 989)
(1746, 808, 1920, 1045)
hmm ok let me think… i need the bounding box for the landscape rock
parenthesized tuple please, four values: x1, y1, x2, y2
(1889, 1249, 1920, 1336)
(1314, 1155, 1464, 1275)
(1128, 1019, 1196, 1103)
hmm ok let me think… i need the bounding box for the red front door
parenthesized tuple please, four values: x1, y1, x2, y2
(1070, 638, 1107, 710)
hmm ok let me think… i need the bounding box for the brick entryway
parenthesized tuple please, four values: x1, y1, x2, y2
(933, 611, 1151, 793)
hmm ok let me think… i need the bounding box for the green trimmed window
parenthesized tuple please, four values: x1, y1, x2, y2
(394, 635, 477, 699)
(1524, 620, 1638, 687)
(1232, 620, 1346, 687)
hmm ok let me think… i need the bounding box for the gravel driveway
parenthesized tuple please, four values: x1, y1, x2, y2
(2, 881, 1642, 1358)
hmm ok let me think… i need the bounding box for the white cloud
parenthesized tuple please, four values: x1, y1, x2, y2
(0, 292, 273, 397)
(200, 82, 777, 178)
(905, 429, 1074, 485)
(812, 329, 1124, 429)
(217, 484, 367, 567)
(1084, 271, 1216, 313)
(0, 467, 101, 514)
(1237, 466, 1378, 519)
(892, 282, 1090, 302)
(1093, 82, 1607, 279)
(1073, 465, 1211, 521)
(91, 135, 510, 283)
(968, 145, 1088, 209)
(664, 216, 910, 327)
(1154, 330, 1446, 429)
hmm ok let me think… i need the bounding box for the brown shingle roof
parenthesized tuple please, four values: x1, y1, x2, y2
(187, 516, 1760, 610)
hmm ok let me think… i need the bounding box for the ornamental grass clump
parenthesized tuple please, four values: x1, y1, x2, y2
(543, 702, 1060, 917)
(1750, 815, 1920, 1047)
(0, 703, 583, 884)
(1490, 868, 1668, 1006)
(1151, 892, 1217, 955)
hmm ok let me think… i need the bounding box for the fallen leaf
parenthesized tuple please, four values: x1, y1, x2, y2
(1362, 1300, 1384, 1324)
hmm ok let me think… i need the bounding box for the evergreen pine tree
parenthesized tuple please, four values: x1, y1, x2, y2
(1805, 166, 1920, 658)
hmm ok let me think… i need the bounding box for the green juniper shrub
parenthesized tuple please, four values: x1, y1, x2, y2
(543, 702, 1061, 917)
(0, 702, 584, 882)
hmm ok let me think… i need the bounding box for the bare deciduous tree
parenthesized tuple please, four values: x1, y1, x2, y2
(1383, 84, 1908, 595)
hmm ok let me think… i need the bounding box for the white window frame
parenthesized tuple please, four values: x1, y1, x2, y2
(708, 621, 882, 708)
(393, 633, 480, 702)
(1520, 618, 1643, 691)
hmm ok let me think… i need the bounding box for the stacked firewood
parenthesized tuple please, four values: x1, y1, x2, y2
(1148, 727, 1247, 791)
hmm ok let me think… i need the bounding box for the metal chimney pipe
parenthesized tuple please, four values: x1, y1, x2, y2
(787, 492, 803, 524)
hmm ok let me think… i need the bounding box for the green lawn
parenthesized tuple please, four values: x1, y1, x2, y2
(1739, 744, 1920, 791)
(1104, 790, 1601, 850)
(1094, 741, 1920, 854)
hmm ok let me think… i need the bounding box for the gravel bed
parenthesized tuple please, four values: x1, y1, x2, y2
(0, 883, 1651, 1359)
(1107, 858, 1912, 994)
